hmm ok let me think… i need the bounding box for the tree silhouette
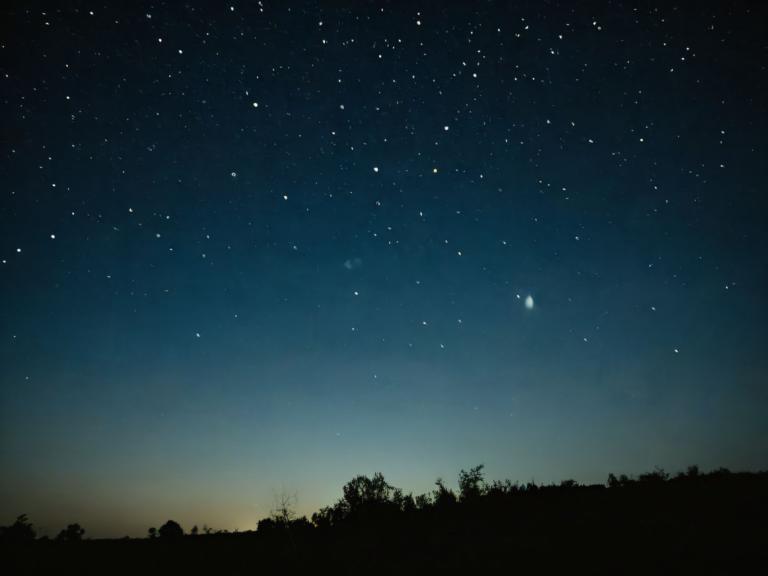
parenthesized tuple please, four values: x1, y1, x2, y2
(56, 523, 85, 542)
(342, 472, 398, 511)
(0, 514, 36, 542)
(638, 467, 669, 484)
(158, 520, 184, 539)
(433, 478, 457, 507)
(271, 491, 298, 527)
(458, 465, 486, 501)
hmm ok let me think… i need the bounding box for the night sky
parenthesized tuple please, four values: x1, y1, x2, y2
(1, 1, 767, 538)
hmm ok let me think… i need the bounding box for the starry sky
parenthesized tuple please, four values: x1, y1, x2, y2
(1, 1, 767, 538)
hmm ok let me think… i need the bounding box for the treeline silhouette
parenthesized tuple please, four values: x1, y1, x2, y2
(2, 465, 767, 575)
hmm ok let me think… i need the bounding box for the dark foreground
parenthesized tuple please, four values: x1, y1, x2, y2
(3, 467, 767, 575)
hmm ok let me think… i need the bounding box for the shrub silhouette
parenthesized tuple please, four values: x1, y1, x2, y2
(458, 465, 486, 501)
(0, 514, 36, 542)
(158, 520, 184, 539)
(342, 472, 399, 510)
(433, 477, 457, 508)
(56, 523, 85, 542)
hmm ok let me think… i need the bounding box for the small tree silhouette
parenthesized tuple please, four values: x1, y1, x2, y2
(0, 514, 36, 542)
(341, 473, 397, 511)
(433, 478, 457, 507)
(458, 465, 486, 501)
(639, 467, 669, 484)
(271, 491, 298, 527)
(56, 523, 85, 542)
(158, 520, 184, 539)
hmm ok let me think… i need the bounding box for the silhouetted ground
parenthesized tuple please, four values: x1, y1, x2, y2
(2, 467, 767, 575)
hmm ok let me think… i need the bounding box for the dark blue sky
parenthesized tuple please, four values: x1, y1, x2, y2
(1, 1, 767, 537)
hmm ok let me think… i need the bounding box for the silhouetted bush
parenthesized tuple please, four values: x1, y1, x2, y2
(0, 514, 36, 543)
(158, 520, 184, 539)
(458, 465, 485, 501)
(56, 523, 84, 542)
